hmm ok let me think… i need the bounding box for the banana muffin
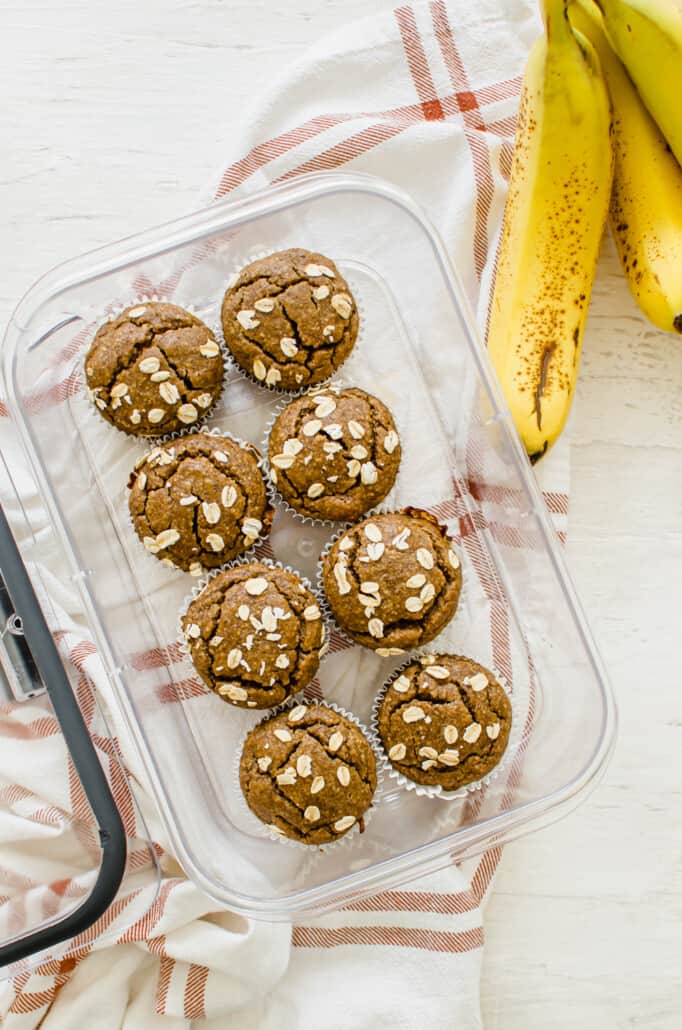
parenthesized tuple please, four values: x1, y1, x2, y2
(221, 248, 359, 390)
(85, 302, 224, 436)
(128, 433, 273, 574)
(267, 384, 401, 521)
(240, 703, 377, 844)
(321, 509, 462, 654)
(377, 654, 511, 791)
(182, 562, 325, 709)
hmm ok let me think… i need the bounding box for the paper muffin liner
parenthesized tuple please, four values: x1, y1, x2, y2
(126, 426, 274, 579)
(177, 557, 332, 712)
(370, 652, 521, 802)
(79, 293, 230, 441)
(315, 505, 468, 659)
(260, 377, 407, 531)
(232, 698, 384, 851)
(217, 248, 367, 398)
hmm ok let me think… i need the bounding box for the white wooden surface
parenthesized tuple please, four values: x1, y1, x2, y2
(2, 1, 681, 1026)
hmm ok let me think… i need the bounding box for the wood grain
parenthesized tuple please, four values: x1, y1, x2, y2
(1, 2, 680, 1026)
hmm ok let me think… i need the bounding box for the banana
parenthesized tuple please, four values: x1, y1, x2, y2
(595, 0, 682, 167)
(487, 0, 612, 462)
(570, 0, 682, 333)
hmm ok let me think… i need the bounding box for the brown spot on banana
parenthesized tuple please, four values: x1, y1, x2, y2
(533, 343, 556, 431)
(674, 314, 682, 334)
(529, 440, 549, 465)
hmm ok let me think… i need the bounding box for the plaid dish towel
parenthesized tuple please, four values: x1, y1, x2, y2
(0, 0, 570, 1027)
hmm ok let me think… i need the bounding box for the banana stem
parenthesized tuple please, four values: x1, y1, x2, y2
(540, 0, 571, 38)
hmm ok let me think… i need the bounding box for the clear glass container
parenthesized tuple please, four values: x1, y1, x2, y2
(1, 172, 616, 922)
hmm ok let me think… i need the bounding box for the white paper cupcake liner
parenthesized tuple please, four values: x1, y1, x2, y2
(177, 556, 332, 710)
(371, 652, 521, 802)
(233, 698, 384, 851)
(218, 248, 367, 398)
(260, 377, 407, 532)
(316, 505, 468, 659)
(125, 426, 274, 579)
(79, 293, 230, 441)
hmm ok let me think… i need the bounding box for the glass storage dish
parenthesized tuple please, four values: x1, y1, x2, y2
(1, 172, 616, 920)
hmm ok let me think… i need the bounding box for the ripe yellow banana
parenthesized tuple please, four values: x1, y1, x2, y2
(570, 0, 682, 333)
(595, 0, 682, 168)
(487, 0, 612, 462)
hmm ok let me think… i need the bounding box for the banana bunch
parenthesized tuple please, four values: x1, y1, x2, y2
(488, 0, 682, 462)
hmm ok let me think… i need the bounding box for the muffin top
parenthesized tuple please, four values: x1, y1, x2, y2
(181, 562, 324, 709)
(321, 509, 462, 654)
(240, 704, 377, 844)
(268, 384, 401, 522)
(128, 433, 273, 574)
(85, 302, 224, 437)
(377, 653, 512, 791)
(221, 248, 358, 391)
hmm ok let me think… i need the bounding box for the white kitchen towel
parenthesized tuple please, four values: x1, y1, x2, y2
(0, 1, 570, 1027)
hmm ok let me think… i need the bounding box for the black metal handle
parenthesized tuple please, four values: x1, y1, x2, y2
(0, 502, 127, 968)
